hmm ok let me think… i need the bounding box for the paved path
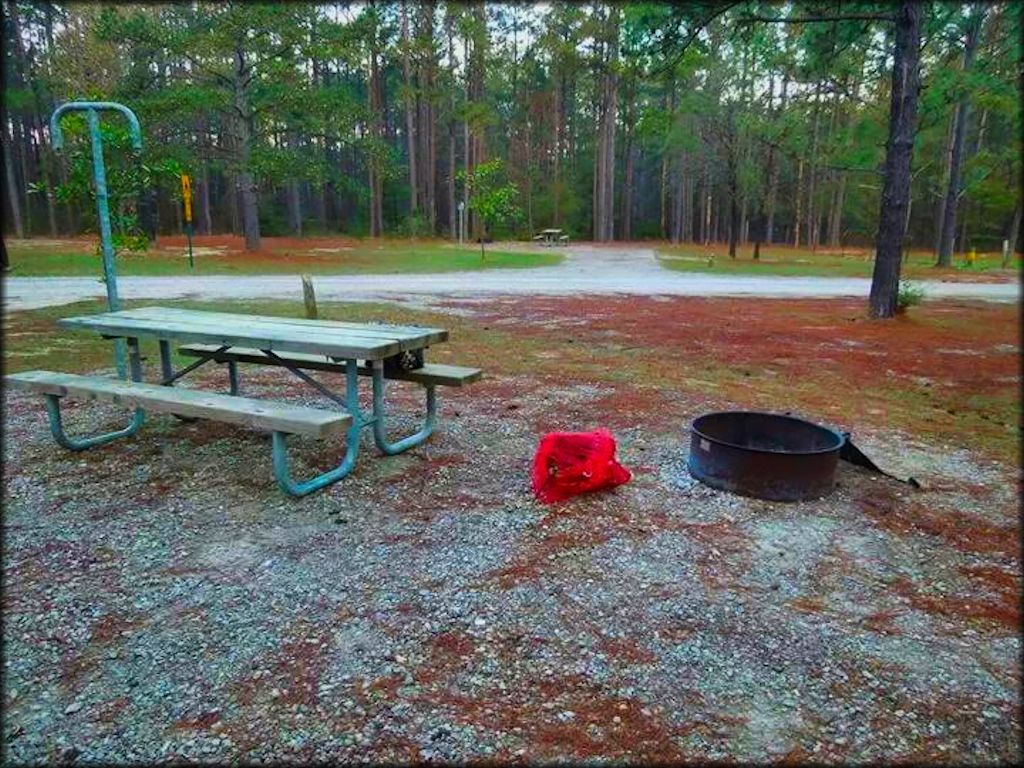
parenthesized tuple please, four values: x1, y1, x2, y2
(3, 246, 1018, 312)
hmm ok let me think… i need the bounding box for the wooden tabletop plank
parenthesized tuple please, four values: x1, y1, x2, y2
(59, 313, 397, 345)
(93, 313, 415, 350)
(119, 306, 448, 345)
(58, 314, 408, 359)
(64, 308, 442, 354)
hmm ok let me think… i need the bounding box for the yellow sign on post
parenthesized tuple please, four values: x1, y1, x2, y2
(180, 174, 193, 223)
(180, 174, 194, 269)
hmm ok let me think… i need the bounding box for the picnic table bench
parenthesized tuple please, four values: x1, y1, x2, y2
(6, 306, 482, 497)
(534, 228, 569, 247)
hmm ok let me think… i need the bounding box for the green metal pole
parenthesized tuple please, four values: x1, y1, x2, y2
(186, 220, 194, 270)
(50, 102, 143, 380)
(86, 108, 127, 379)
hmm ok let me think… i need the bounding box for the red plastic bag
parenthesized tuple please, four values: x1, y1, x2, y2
(531, 429, 632, 504)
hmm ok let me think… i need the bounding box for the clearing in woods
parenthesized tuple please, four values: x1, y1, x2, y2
(2, 293, 1019, 763)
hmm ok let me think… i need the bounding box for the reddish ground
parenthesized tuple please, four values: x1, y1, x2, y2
(151, 234, 456, 264)
(156, 234, 361, 257)
(448, 295, 1020, 462)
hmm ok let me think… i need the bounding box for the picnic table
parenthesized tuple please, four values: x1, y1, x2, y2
(6, 306, 481, 497)
(532, 228, 569, 247)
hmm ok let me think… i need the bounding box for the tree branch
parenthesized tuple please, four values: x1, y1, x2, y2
(183, 52, 234, 88)
(251, 41, 299, 70)
(738, 14, 894, 25)
(650, 2, 741, 77)
(822, 164, 882, 176)
(960, 167, 996, 197)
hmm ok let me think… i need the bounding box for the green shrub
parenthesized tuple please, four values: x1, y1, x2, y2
(397, 212, 431, 238)
(896, 281, 925, 313)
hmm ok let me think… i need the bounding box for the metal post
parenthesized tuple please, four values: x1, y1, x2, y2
(50, 102, 144, 381)
(87, 108, 128, 379)
(185, 221, 194, 270)
(158, 340, 174, 383)
(458, 201, 465, 246)
(301, 274, 318, 319)
(181, 174, 194, 270)
(126, 337, 144, 382)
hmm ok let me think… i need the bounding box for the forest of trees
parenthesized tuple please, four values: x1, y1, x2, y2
(3, 1, 1022, 259)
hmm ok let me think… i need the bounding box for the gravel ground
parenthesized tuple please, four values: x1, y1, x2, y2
(2, 340, 1020, 763)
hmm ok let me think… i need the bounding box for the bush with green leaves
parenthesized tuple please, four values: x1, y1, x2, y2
(397, 212, 432, 238)
(457, 159, 523, 259)
(52, 116, 183, 254)
(896, 281, 926, 313)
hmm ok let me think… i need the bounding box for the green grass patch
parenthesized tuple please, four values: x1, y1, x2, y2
(657, 244, 1021, 279)
(6, 239, 562, 277)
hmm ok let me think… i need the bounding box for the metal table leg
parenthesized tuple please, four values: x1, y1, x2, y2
(272, 359, 364, 496)
(370, 359, 437, 455)
(45, 335, 146, 450)
(159, 338, 202, 422)
(45, 395, 145, 451)
(158, 339, 173, 382)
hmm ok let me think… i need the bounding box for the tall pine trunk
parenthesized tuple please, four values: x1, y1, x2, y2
(936, 8, 984, 266)
(462, 31, 471, 237)
(234, 46, 260, 251)
(368, 38, 384, 238)
(933, 108, 956, 255)
(806, 80, 823, 251)
(199, 163, 213, 235)
(287, 131, 302, 236)
(401, 2, 418, 217)
(727, 110, 739, 258)
(621, 73, 635, 241)
(869, 2, 923, 318)
(766, 71, 788, 243)
(828, 173, 846, 247)
(418, 1, 437, 231)
(1004, 200, 1021, 266)
(3, 120, 24, 238)
(592, 6, 619, 242)
(462, 4, 488, 241)
(683, 174, 694, 242)
(701, 156, 712, 245)
(236, 156, 259, 250)
(659, 154, 669, 239)
(793, 160, 804, 247)
(671, 155, 684, 244)
(445, 6, 456, 238)
(955, 104, 989, 256)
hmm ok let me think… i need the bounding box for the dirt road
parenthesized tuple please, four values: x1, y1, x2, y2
(3, 245, 1018, 311)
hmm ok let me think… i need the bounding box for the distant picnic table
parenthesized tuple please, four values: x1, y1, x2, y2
(7, 306, 481, 497)
(533, 228, 569, 247)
